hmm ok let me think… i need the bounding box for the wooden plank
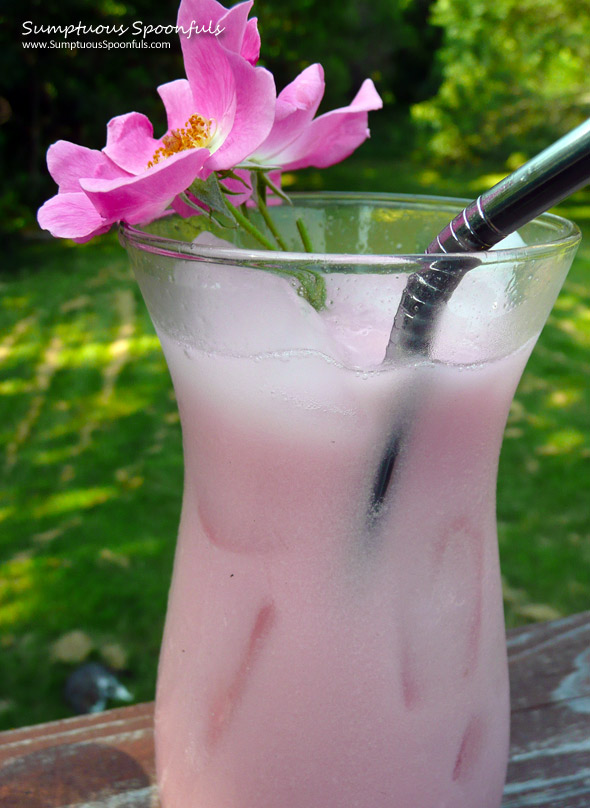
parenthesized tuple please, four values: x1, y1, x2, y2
(1, 612, 589, 807)
(504, 611, 590, 807)
(507, 611, 590, 711)
(0, 703, 157, 807)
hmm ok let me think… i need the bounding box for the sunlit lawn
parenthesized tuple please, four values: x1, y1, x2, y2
(1, 158, 589, 731)
(1, 237, 183, 730)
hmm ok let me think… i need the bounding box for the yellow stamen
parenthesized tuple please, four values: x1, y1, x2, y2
(148, 114, 214, 167)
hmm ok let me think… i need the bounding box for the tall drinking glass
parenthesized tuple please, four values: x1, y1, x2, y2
(120, 193, 580, 808)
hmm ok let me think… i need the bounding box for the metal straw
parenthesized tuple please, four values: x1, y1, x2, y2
(370, 117, 590, 518)
(387, 116, 590, 358)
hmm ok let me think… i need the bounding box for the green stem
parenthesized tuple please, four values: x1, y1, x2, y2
(223, 177, 325, 311)
(226, 199, 278, 251)
(296, 217, 314, 253)
(256, 177, 288, 250)
(256, 171, 267, 206)
(260, 172, 292, 204)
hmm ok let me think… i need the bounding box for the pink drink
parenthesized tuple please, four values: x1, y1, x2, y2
(153, 328, 529, 808)
(123, 194, 579, 808)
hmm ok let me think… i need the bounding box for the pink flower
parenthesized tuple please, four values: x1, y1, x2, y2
(172, 0, 273, 172)
(37, 0, 383, 244)
(177, 0, 261, 65)
(170, 60, 382, 222)
(38, 0, 275, 241)
(249, 64, 383, 171)
(37, 131, 211, 242)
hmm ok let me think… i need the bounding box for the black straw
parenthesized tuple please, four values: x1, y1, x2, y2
(371, 117, 590, 521)
(388, 116, 590, 357)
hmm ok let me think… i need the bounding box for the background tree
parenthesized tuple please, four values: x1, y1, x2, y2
(412, 0, 590, 163)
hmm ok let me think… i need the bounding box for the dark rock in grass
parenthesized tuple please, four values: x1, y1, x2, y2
(64, 662, 133, 715)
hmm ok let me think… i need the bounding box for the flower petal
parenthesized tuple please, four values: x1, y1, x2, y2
(46, 141, 126, 193)
(177, 0, 253, 54)
(37, 192, 110, 240)
(177, 0, 229, 36)
(180, 28, 237, 138)
(103, 112, 162, 175)
(157, 79, 196, 132)
(80, 148, 211, 224)
(217, 1, 254, 54)
(240, 17, 260, 65)
(274, 79, 383, 170)
(253, 64, 325, 164)
(206, 51, 276, 170)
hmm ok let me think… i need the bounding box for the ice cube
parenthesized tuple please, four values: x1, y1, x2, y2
(432, 230, 533, 362)
(319, 272, 408, 368)
(137, 232, 342, 360)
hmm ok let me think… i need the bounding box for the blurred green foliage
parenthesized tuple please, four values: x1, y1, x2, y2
(413, 0, 590, 161)
(255, 0, 441, 108)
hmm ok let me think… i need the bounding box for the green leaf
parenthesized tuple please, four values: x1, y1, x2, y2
(218, 169, 251, 189)
(271, 267, 327, 311)
(187, 173, 232, 217)
(176, 191, 236, 232)
(185, 174, 326, 310)
(294, 269, 327, 310)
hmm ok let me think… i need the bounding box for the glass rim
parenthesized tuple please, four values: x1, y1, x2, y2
(119, 191, 582, 269)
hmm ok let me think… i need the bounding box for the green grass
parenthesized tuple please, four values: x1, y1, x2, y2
(1, 238, 182, 729)
(1, 159, 589, 731)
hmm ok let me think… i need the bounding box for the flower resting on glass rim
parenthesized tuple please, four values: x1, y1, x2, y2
(38, 0, 275, 242)
(37, 0, 383, 267)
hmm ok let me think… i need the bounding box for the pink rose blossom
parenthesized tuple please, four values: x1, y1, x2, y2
(177, 0, 261, 65)
(38, 0, 275, 241)
(249, 63, 383, 171)
(38, 0, 382, 245)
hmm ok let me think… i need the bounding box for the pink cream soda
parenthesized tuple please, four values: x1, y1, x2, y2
(151, 264, 530, 807)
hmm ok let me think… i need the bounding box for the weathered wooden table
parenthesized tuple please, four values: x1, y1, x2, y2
(1, 611, 589, 807)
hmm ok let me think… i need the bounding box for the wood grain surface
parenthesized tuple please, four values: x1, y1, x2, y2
(504, 611, 590, 807)
(1, 611, 589, 807)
